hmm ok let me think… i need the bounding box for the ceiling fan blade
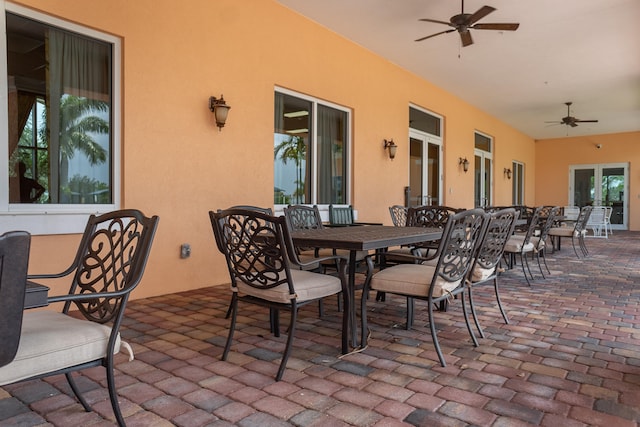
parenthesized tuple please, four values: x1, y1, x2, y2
(575, 119, 598, 123)
(472, 23, 520, 31)
(570, 122, 579, 127)
(460, 30, 473, 47)
(415, 29, 455, 42)
(419, 18, 454, 27)
(467, 5, 496, 25)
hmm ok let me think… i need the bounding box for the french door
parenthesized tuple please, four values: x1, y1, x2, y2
(474, 150, 492, 208)
(408, 129, 442, 207)
(569, 163, 628, 229)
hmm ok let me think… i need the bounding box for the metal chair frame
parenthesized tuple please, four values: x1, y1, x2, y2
(210, 208, 348, 381)
(9, 210, 159, 427)
(466, 209, 518, 338)
(362, 208, 489, 367)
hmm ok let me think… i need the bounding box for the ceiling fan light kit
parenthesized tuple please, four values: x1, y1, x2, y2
(415, 0, 519, 47)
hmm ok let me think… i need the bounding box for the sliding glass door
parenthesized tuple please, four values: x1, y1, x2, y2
(570, 163, 627, 229)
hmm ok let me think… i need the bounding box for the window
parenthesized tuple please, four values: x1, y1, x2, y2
(512, 161, 524, 205)
(274, 89, 350, 206)
(1, 4, 120, 234)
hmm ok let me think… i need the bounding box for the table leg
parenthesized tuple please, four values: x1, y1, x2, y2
(348, 250, 358, 348)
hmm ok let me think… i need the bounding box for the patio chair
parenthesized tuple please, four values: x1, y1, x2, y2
(604, 206, 613, 235)
(210, 208, 348, 381)
(466, 208, 518, 338)
(404, 205, 464, 315)
(0, 210, 159, 427)
(529, 206, 559, 278)
(407, 205, 464, 256)
(389, 205, 408, 227)
(0, 231, 31, 369)
(361, 208, 489, 367)
(587, 206, 608, 238)
(328, 204, 382, 226)
(503, 206, 542, 286)
(563, 206, 580, 222)
(549, 205, 593, 258)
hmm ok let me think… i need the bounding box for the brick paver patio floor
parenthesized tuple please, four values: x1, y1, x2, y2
(2, 231, 640, 426)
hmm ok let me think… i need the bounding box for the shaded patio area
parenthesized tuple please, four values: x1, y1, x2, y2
(2, 232, 640, 426)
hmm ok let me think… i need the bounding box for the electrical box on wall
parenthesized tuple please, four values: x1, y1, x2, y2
(180, 243, 191, 259)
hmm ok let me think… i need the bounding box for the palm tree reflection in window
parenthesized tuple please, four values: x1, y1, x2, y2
(274, 135, 307, 204)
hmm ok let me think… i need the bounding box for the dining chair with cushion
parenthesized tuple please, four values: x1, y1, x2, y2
(0, 210, 159, 427)
(361, 208, 489, 367)
(407, 205, 465, 256)
(210, 208, 348, 381)
(528, 206, 559, 278)
(503, 206, 541, 286)
(549, 205, 593, 258)
(0, 231, 31, 369)
(466, 208, 518, 338)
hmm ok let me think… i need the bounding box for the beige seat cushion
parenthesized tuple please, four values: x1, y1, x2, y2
(504, 238, 534, 253)
(0, 311, 120, 386)
(470, 265, 496, 282)
(422, 257, 494, 282)
(548, 227, 579, 238)
(370, 264, 461, 298)
(237, 269, 342, 303)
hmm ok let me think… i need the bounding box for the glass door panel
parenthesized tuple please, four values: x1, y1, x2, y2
(474, 152, 492, 208)
(409, 130, 442, 207)
(570, 163, 627, 229)
(409, 137, 423, 207)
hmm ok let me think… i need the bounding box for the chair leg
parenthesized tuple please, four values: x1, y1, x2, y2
(66, 372, 91, 412)
(406, 297, 414, 330)
(105, 355, 126, 427)
(360, 285, 369, 350)
(580, 235, 589, 256)
(521, 253, 532, 286)
(460, 291, 479, 347)
(467, 286, 485, 339)
(571, 236, 581, 258)
(428, 297, 446, 367)
(275, 304, 298, 381)
(222, 293, 238, 361)
(494, 277, 509, 325)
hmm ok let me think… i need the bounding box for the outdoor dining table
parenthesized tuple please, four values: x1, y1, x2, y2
(291, 225, 442, 348)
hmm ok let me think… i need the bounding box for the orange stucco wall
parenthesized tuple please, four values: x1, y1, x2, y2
(535, 131, 640, 230)
(8, 0, 634, 302)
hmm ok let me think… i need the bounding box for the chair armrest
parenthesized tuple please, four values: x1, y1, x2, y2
(46, 288, 130, 304)
(291, 253, 344, 270)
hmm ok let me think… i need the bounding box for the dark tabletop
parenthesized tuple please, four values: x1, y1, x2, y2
(291, 225, 442, 251)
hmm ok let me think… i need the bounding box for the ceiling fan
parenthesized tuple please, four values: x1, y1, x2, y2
(415, 0, 519, 47)
(546, 102, 599, 128)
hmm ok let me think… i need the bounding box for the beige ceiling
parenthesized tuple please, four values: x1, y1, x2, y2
(276, 0, 640, 140)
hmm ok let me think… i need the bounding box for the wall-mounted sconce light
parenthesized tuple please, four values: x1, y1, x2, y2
(209, 94, 231, 130)
(384, 139, 398, 160)
(458, 157, 469, 173)
(504, 168, 512, 179)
